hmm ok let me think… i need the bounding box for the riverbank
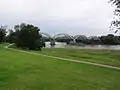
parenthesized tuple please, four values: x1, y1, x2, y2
(45, 42, 120, 50)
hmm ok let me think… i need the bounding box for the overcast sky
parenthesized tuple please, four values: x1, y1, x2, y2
(0, 0, 115, 36)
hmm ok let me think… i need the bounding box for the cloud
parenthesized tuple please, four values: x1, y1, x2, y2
(0, 0, 114, 36)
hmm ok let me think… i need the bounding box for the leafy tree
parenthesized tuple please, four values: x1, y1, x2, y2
(110, 0, 120, 33)
(6, 29, 17, 43)
(15, 23, 43, 50)
(0, 25, 6, 43)
(100, 34, 120, 45)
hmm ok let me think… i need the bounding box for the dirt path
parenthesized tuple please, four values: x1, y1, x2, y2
(5, 44, 120, 70)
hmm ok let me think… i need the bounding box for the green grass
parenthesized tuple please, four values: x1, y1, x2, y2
(0, 44, 120, 90)
(33, 48, 120, 67)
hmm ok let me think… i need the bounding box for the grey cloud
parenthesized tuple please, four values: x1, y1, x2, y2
(0, 0, 114, 36)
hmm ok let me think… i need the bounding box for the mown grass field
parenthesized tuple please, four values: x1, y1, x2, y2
(37, 48, 120, 67)
(0, 44, 120, 90)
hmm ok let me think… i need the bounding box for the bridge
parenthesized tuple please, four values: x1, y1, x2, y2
(40, 32, 101, 46)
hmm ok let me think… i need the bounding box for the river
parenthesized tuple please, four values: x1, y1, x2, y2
(45, 42, 120, 50)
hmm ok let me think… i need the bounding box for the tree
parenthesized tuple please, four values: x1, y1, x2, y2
(110, 0, 120, 33)
(100, 34, 120, 45)
(6, 23, 26, 43)
(15, 23, 43, 50)
(6, 29, 17, 43)
(0, 25, 6, 43)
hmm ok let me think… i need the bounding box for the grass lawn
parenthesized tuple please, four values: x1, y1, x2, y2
(0, 44, 120, 90)
(35, 48, 120, 67)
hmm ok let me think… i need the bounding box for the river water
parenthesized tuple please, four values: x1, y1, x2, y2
(45, 42, 120, 50)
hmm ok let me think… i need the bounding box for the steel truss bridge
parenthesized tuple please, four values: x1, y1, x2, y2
(40, 32, 100, 46)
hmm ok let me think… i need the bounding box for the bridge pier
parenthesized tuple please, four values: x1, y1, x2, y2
(50, 41, 56, 47)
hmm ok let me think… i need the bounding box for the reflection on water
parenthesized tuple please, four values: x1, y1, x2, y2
(45, 42, 67, 48)
(45, 42, 120, 50)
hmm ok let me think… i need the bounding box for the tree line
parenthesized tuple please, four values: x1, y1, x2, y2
(55, 34, 120, 45)
(0, 23, 44, 50)
(0, 23, 120, 51)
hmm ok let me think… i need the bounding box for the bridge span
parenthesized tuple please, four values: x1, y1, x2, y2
(39, 32, 100, 46)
